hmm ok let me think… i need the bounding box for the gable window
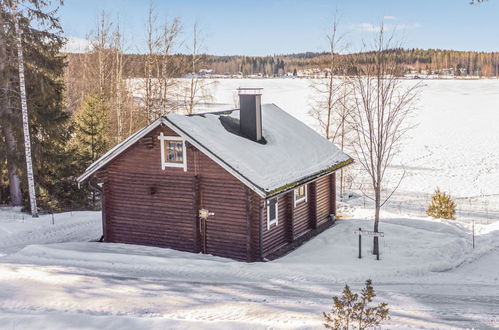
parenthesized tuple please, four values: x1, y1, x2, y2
(167, 141, 183, 163)
(158, 132, 187, 171)
(266, 197, 278, 229)
(294, 184, 307, 207)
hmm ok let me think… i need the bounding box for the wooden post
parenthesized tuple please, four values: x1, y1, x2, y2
(472, 220, 475, 249)
(358, 227, 362, 259)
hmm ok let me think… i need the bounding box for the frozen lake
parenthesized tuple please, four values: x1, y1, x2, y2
(205, 78, 499, 222)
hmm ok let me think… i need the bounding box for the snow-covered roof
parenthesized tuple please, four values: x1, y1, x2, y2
(78, 104, 353, 197)
(164, 104, 352, 196)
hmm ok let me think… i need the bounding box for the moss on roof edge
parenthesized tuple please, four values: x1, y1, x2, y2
(265, 158, 354, 197)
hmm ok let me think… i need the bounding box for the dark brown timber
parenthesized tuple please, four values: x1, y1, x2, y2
(95, 125, 342, 261)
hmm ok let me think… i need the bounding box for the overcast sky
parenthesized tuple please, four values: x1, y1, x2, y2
(60, 0, 499, 55)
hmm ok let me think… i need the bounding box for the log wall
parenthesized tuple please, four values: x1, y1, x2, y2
(99, 124, 339, 262)
(292, 184, 311, 239)
(102, 125, 253, 261)
(261, 173, 337, 258)
(316, 175, 332, 225)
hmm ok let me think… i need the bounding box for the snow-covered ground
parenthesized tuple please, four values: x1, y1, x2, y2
(0, 78, 498, 329)
(0, 208, 101, 255)
(0, 206, 498, 329)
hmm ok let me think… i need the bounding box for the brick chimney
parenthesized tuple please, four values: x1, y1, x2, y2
(238, 88, 263, 142)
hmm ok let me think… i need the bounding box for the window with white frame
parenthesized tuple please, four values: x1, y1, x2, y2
(294, 184, 307, 207)
(158, 132, 187, 171)
(266, 197, 278, 229)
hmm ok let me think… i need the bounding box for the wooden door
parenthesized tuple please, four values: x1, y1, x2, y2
(197, 177, 248, 260)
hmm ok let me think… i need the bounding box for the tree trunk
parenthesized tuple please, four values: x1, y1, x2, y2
(373, 186, 380, 255)
(2, 124, 23, 206)
(14, 9, 38, 217)
(0, 9, 23, 206)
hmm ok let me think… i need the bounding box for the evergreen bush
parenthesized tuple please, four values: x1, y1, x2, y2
(426, 188, 456, 220)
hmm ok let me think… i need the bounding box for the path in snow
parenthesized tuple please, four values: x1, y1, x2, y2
(0, 256, 497, 329)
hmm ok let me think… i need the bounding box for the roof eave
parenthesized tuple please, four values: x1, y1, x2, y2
(77, 118, 166, 184)
(264, 157, 354, 198)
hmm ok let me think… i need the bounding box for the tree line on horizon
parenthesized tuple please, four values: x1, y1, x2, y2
(65, 48, 499, 78)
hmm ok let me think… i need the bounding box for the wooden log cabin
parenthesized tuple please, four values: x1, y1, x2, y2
(78, 88, 353, 262)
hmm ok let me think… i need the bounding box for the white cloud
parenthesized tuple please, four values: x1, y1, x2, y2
(383, 15, 396, 20)
(61, 36, 92, 53)
(357, 23, 381, 32)
(356, 22, 420, 32)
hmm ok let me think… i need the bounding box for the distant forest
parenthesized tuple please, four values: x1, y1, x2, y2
(67, 48, 499, 78)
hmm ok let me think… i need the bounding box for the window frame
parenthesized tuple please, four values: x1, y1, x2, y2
(266, 197, 279, 230)
(293, 184, 307, 207)
(158, 132, 187, 172)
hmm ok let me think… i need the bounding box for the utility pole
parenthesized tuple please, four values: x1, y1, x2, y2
(12, 1, 38, 217)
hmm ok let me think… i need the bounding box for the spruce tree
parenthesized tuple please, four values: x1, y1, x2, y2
(1, 0, 78, 211)
(71, 94, 109, 208)
(73, 94, 109, 167)
(427, 188, 456, 220)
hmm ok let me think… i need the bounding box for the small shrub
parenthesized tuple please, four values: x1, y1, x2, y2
(323, 279, 390, 329)
(426, 187, 456, 220)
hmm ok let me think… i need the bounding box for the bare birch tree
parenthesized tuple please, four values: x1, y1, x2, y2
(347, 23, 420, 255)
(309, 14, 352, 195)
(142, 4, 181, 122)
(182, 22, 214, 114)
(109, 20, 137, 142)
(11, 0, 37, 216)
(157, 17, 181, 114)
(112, 23, 125, 141)
(143, 4, 160, 122)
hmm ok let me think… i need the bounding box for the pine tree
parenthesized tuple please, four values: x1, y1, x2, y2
(354, 280, 390, 329)
(324, 280, 390, 330)
(426, 188, 456, 220)
(323, 284, 358, 329)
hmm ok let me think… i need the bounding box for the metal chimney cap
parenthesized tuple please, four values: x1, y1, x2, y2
(237, 88, 263, 95)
